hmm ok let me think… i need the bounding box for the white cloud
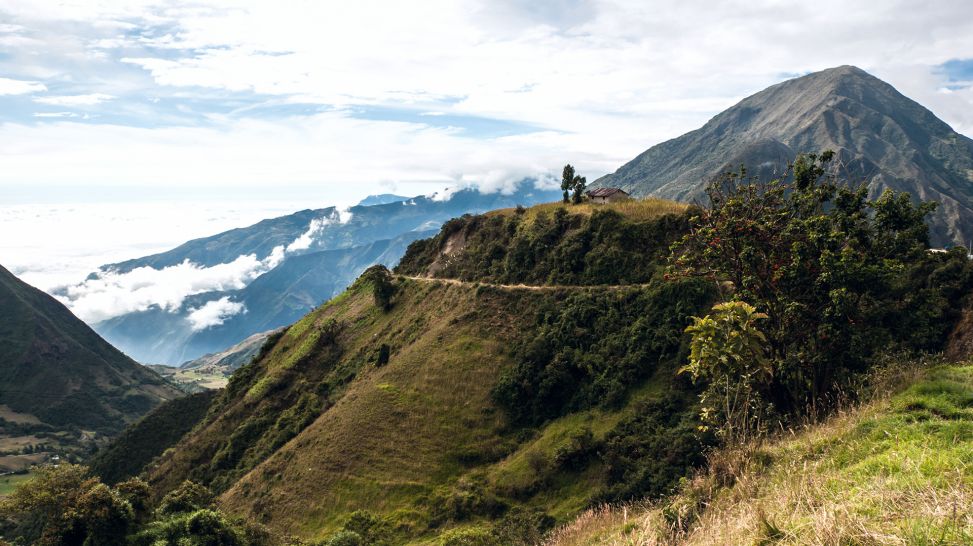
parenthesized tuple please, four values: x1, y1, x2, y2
(46, 206, 360, 324)
(0, 0, 971, 203)
(60, 249, 284, 323)
(0, 76, 46, 95)
(33, 111, 79, 118)
(428, 186, 462, 202)
(187, 296, 246, 331)
(33, 93, 114, 106)
(285, 208, 354, 253)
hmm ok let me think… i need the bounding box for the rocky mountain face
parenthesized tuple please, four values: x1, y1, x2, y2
(594, 65, 973, 247)
(0, 264, 179, 439)
(80, 183, 560, 364)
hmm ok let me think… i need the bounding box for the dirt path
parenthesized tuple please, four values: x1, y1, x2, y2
(395, 275, 651, 292)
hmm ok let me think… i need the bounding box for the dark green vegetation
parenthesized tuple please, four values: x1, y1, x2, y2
(492, 281, 711, 425)
(671, 153, 973, 434)
(0, 465, 269, 546)
(594, 65, 973, 247)
(396, 200, 691, 286)
(0, 264, 180, 470)
(87, 391, 218, 485)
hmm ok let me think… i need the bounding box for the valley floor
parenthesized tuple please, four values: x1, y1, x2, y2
(546, 361, 973, 545)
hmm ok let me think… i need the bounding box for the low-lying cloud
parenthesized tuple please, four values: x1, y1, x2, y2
(60, 250, 283, 324)
(56, 211, 347, 324)
(187, 296, 246, 331)
(285, 208, 353, 253)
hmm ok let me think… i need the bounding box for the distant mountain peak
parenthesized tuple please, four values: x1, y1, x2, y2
(356, 194, 412, 207)
(595, 65, 973, 247)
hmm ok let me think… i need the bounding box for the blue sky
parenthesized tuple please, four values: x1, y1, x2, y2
(1, 0, 972, 206)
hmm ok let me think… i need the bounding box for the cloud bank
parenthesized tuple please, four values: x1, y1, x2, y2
(187, 296, 246, 331)
(56, 210, 347, 323)
(1, 0, 971, 202)
(61, 251, 281, 323)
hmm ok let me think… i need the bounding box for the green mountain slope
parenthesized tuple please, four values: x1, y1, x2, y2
(140, 200, 716, 543)
(0, 264, 180, 436)
(594, 66, 973, 247)
(546, 360, 973, 545)
(87, 390, 217, 485)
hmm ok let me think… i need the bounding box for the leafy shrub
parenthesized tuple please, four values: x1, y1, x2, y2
(131, 509, 246, 546)
(375, 343, 391, 367)
(438, 527, 500, 546)
(361, 265, 396, 311)
(341, 510, 392, 545)
(670, 151, 973, 417)
(397, 207, 691, 286)
(681, 301, 773, 443)
(492, 279, 712, 425)
(316, 530, 362, 546)
(156, 481, 214, 516)
(552, 427, 599, 471)
(490, 509, 556, 545)
(596, 395, 714, 503)
(430, 479, 507, 525)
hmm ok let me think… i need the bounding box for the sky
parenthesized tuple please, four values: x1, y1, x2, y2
(2, 0, 973, 295)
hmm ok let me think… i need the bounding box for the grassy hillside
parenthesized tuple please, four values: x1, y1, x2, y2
(140, 200, 716, 543)
(0, 264, 181, 472)
(87, 390, 218, 485)
(0, 265, 179, 433)
(396, 199, 692, 285)
(546, 360, 973, 545)
(86, 186, 969, 545)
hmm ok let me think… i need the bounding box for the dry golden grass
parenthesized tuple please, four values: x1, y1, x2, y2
(211, 280, 549, 540)
(0, 405, 40, 425)
(489, 198, 688, 224)
(545, 362, 973, 546)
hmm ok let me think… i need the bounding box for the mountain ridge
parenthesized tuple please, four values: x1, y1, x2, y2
(595, 65, 973, 247)
(0, 263, 181, 471)
(77, 183, 560, 364)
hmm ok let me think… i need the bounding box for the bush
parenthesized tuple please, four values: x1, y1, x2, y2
(491, 280, 712, 425)
(316, 530, 362, 546)
(681, 301, 773, 443)
(131, 509, 246, 546)
(361, 265, 396, 311)
(670, 151, 973, 417)
(430, 479, 507, 525)
(597, 395, 714, 503)
(156, 481, 214, 516)
(341, 511, 392, 545)
(376, 343, 391, 367)
(552, 427, 599, 471)
(438, 527, 500, 546)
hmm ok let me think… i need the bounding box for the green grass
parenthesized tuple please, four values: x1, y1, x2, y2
(489, 198, 688, 224)
(545, 361, 973, 545)
(0, 471, 34, 496)
(144, 275, 699, 544)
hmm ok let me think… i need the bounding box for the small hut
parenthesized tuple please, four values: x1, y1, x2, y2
(586, 187, 630, 204)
